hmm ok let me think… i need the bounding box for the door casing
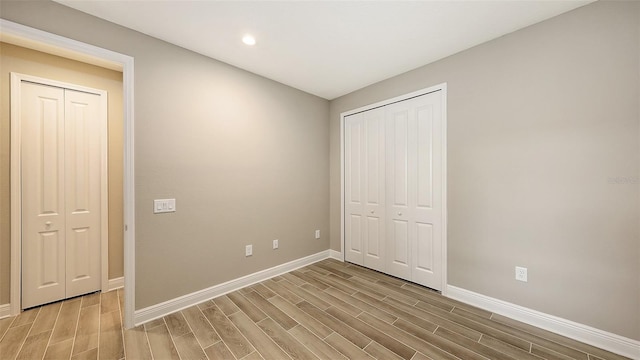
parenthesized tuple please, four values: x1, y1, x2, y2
(340, 83, 448, 294)
(3, 18, 136, 329)
(11, 73, 108, 309)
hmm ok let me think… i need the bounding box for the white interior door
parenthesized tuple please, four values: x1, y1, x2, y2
(344, 112, 364, 265)
(21, 82, 67, 309)
(362, 108, 385, 271)
(64, 89, 102, 298)
(344, 88, 444, 291)
(21, 81, 104, 309)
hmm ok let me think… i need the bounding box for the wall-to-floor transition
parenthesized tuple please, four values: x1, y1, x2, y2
(0, 42, 124, 305)
(330, 0, 639, 343)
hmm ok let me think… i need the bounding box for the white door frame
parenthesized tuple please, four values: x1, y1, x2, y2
(1, 19, 136, 328)
(339, 83, 448, 294)
(11, 73, 108, 308)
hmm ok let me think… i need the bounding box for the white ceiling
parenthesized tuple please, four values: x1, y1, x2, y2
(54, 0, 592, 100)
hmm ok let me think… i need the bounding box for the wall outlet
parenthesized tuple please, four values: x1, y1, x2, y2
(273, 239, 279, 249)
(515, 266, 527, 282)
(315, 230, 320, 239)
(245, 245, 253, 257)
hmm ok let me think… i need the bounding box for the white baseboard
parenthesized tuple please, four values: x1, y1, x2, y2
(0, 303, 10, 319)
(108, 277, 124, 291)
(134, 250, 331, 326)
(329, 249, 343, 261)
(446, 285, 640, 359)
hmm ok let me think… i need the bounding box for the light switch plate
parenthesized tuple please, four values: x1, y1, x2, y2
(154, 199, 176, 214)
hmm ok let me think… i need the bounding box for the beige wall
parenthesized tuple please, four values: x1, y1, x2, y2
(0, 42, 124, 305)
(0, 0, 330, 309)
(329, 1, 639, 340)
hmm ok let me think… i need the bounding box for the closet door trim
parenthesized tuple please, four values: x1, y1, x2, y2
(340, 83, 447, 294)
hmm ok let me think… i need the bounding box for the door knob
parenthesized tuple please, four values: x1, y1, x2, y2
(398, 212, 402, 216)
(370, 210, 374, 214)
(45, 221, 52, 227)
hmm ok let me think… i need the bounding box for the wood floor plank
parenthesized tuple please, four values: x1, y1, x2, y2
(100, 291, 119, 314)
(414, 300, 531, 350)
(297, 301, 371, 349)
(243, 351, 266, 360)
(81, 293, 101, 308)
(393, 318, 488, 360)
(201, 304, 254, 359)
(288, 325, 348, 360)
(365, 340, 405, 360)
(173, 332, 208, 360)
(490, 314, 629, 360)
(244, 291, 298, 330)
(146, 324, 180, 360)
(142, 318, 165, 331)
(204, 341, 235, 360)
(269, 296, 333, 339)
(50, 299, 81, 345)
(323, 287, 397, 323)
(197, 300, 216, 311)
(303, 270, 359, 295)
(281, 272, 307, 286)
(325, 306, 416, 360)
(531, 344, 579, 360)
(43, 338, 73, 360)
(383, 297, 483, 342)
(352, 291, 438, 332)
(0, 317, 14, 341)
(357, 310, 461, 360)
(290, 270, 330, 290)
(301, 283, 362, 317)
(29, 301, 62, 335)
(72, 304, 100, 355)
(262, 279, 305, 304)
(227, 292, 268, 323)
(311, 262, 352, 279)
(249, 283, 276, 299)
(375, 280, 454, 312)
(279, 280, 332, 310)
(98, 310, 124, 360)
(0, 324, 32, 360)
(16, 329, 51, 360)
(123, 325, 153, 360)
(213, 295, 241, 316)
(348, 276, 419, 306)
(325, 274, 388, 300)
(479, 335, 544, 360)
(324, 332, 375, 359)
(323, 262, 381, 283)
(164, 311, 191, 338)
(434, 326, 516, 360)
(454, 307, 589, 359)
(257, 317, 320, 360)
(71, 348, 98, 360)
(228, 311, 290, 360)
(401, 282, 492, 319)
(181, 305, 220, 348)
(10, 308, 40, 328)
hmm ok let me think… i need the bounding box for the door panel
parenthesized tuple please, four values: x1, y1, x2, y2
(65, 90, 102, 297)
(21, 82, 66, 309)
(363, 108, 385, 271)
(344, 113, 364, 264)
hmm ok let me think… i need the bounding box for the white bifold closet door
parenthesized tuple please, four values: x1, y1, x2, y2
(21, 81, 103, 309)
(345, 90, 443, 290)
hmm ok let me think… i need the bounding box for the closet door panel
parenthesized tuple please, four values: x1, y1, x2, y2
(363, 108, 385, 271)
(344, 113, 364, 264)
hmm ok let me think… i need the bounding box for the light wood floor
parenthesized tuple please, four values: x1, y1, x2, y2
(0, 259, 630, 360)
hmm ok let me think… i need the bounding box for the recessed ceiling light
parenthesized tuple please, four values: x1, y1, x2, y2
(242, 34, 256, 46)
